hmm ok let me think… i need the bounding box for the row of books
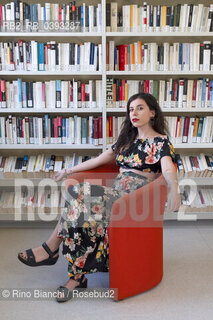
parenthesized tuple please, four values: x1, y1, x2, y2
(0, 115, 103, 145)
(106, 115, 213, 145)
(1, 2, 213, 34)
(1, 152, 213, 180)
(0, 2, 102, 32)
(166, 116, 213, 144)
(106, 40, 213, 72)
(0, 190, 66, 215)
(2, 114, 213, 146)
(1, 77, 213, 110)
(106, 116, 124, 144)
(0, 189, 67, 214)
(106, 3, 213, 33)
(0, 153, 96, 178)
(0, 41, 102, 72)
(176, 153, 213, 178)
(106, 78, 213, 109)
(181, 187, 213, 211)
(0, 79, 102, 109)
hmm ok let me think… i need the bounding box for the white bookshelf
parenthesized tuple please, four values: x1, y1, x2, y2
(106, 71, 213, 76)
(0, 32, 102, 37)
(0, 108, 103, 114)
(0, 212, 61, 222)
(0, 212, 212, 222)
(0, 71, 102, 76)
(172, 143, 213, 149)
(106, 32, 213, 37)
(106, 108, 213, 113)
(2, 70, 213, 76)
(1, 177, 212, 187)
(0, 144, 102, 149)
(0, 0, 213, 221)
(2, 32, 213, 37)
(164, 212, 213, 220)
(107, 143, 213, 149)
(2, 107, 213, 114)
(1, 142, 213, 150)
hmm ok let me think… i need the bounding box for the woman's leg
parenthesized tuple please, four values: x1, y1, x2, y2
(19, 219, 62, 262)
(58, 181, 122, 286)
(56, 181, 119, 291)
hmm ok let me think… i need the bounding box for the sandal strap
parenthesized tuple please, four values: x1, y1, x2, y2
(42, 242, 58, 258)
(78, 274, 86, 285)
(53, 248, 59, 254)
(26, 248, 36, 263)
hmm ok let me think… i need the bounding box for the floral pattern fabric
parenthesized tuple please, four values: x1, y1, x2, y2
(57, 171, 153, 280)
(111, 136, 176, 173)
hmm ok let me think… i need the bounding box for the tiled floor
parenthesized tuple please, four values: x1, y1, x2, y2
(0, 221, 213, 320)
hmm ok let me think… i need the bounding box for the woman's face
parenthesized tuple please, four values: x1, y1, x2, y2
(129, 98, 155, 128)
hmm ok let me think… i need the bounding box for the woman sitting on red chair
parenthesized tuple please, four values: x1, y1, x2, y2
(18, 92, 181, 302)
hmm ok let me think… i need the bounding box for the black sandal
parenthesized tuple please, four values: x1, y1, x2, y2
(56, 275, 88, 303)
(17, 242, 59, 267)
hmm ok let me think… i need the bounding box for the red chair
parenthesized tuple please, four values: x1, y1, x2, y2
(65, 161, 168, 301)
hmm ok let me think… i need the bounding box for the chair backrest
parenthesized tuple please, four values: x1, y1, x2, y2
(109, 174, 168, 229)
(87, 161, 119, 173)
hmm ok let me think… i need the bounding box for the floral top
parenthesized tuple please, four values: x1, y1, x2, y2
(111, 136, 176, 173)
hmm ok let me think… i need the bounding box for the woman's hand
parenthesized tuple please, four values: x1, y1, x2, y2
(51, 169, 72, 182)
(166, 188, 182, 213)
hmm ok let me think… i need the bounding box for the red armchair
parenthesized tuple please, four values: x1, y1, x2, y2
(65, 161, 168, 301)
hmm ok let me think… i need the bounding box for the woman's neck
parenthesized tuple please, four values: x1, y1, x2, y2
(136, 129, 159, 140)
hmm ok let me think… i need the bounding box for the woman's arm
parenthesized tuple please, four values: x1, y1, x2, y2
(160, 156, 181, 212)
(52, 148, 116, 181)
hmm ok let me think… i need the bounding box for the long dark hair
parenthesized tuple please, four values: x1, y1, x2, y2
(113, 92, 169, 155)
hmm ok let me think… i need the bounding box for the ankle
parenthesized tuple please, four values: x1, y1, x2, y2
(74, 274, 86, 284)
(69, 275, 85, 284)
(45, 240, 59, 253)
(69, 278, 79, 284)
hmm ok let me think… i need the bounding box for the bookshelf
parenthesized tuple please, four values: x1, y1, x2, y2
(0, 0, 213, 221)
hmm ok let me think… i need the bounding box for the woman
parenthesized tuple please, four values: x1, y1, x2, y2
(18, 93, 181, 302)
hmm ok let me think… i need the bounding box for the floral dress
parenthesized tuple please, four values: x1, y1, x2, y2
(113, 135, 175, 173)
(57, 136, 175, 280)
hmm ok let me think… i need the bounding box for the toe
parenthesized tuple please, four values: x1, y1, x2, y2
(23, 252, 28, 260)
(19, 252, 27, 260)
